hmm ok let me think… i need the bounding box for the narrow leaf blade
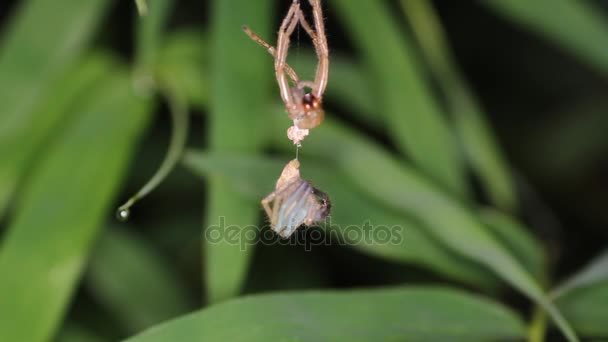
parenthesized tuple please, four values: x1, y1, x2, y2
(482, 0, 608, 74)
(401, 0, 517, 211)
(557, 283, 608, 337)
(332, 0, 468, 198)
(553, 249, 608, 298)
(123, 287, 525, 342)
(0, 72, 151, 342)
(204, 0, 274, 303)
(0, 0, 112, 217)
(86, 227, 192, 333)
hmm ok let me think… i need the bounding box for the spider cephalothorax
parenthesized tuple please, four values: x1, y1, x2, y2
(290, 85, 325, 129)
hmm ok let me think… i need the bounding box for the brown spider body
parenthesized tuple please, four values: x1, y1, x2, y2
(243, 0, 329, 137)
(246, 1, 332, 235)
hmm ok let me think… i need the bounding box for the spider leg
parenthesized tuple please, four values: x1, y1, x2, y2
(242, 25, 274, 55)
(261, 190, 279, 227)
(296, 13, 325, 94)
(308, 0, 329, 98)
(297, 11, 319, 45)
(242, 26, 300, 84)
(276, 1, 302, 108)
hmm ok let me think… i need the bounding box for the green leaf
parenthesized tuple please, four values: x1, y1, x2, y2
(269, 114, 577, 341)
(556, 282, 608, 337)
(158, 30, 209, 109)
(553, 249, 608, 299)
(401, 0, 517, 211)
(0, 53, 117, 216)
(481, 0, 608, 75)
(0, 0, 112, 217)
(134, 0, 174, 91)
(332, 0, 468, 198)
(135, 0, 148, 16)
(450, 93, 517, 210)
(204, 0, 274, 303)
(123, 287, 525, 342)
(479, 208, 545, 281)
(56, 323, 107, 342)
(86, 227, 192, 333)
(0, 71, 151, 342)
(553, 250, 608, 337)
(183, 151, 500, 290)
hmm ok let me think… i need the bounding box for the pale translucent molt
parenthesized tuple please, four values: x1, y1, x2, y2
(261, 159, 331, 238)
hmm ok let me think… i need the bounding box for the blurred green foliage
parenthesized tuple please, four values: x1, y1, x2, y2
(0, 0, 607, 341)
(124, 287, 526, 342)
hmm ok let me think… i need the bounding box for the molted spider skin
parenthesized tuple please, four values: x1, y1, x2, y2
(261, 159, 331, 238)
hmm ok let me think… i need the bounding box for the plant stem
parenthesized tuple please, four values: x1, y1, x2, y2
(528, 305, 548, 342)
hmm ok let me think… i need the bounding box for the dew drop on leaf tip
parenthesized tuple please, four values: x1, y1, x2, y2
(116, 208, 130, 221)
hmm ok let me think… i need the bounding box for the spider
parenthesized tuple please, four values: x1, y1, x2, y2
(261, 159, 331, 238)
(243, 0, 329, 143)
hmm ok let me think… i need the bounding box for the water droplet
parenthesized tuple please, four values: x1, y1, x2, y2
(116, 208, 130, 221)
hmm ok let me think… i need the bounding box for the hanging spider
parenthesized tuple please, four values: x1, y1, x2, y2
(261, 159, 331, 238)
(243, 0, 329, 145)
